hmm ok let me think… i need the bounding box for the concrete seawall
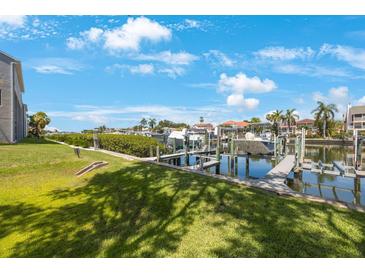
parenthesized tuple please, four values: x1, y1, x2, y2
(289, 138, 352, 146)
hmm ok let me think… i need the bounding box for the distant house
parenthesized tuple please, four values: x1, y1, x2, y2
(222, 120, 249, 128)
(0, 51, 27, 143)
(296, 119, 315, 129)
(279, 122, 297, 135)
(193, 123, 214, 131)
(345, 104, 365, 132)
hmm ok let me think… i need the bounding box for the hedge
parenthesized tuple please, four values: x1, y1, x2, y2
(48, 133, 165, 157)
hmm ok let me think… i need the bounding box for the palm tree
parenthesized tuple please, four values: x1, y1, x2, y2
(284, 109, 299, 134)
(266, 110, 283, 135)
(140, 118, 147, 129)
(148, 118, 157, 129)
(311, 101, 338, 138)
(29, 112, 51, 137)
(250, 117, 261, 123)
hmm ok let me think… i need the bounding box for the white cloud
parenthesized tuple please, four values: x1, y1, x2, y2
(312, 91, 326, 102)
(255, 46, 315, 60)
(66, 17, 171, 52)
(0, 16, 59, 40)
(319, 43, 365, 70)
(103, 17, 171, 52)
(134, 51, 198, 65)
(0, 15, 26, 27)
(227, 94, 259, 109)
(158, 66, 186, 78)
(106, 63, 185, 78)
(329, 86, 349, 99)
(218, 73, 277, 94)
(84, 27, 103, 42)
(48, 104, 230, 127)
(218, 72, 276, 109)
(129, 64, 154, 75)
(274, 63, 352, 78)
(29, 58, 85, 75)
(357, 96, 365, 105)
(66, 27, 104, 50)
(66, 37, 86, 50)
(203, 50, 235, 67)
(169, 19, 211, 31)
(312, 86, 351, 116)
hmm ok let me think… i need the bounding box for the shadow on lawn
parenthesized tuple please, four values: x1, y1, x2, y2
(2, 162, 365, 257)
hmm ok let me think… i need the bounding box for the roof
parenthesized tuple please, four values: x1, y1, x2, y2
(0, 50, 25, 92)
(222, 120, 249, 127)
(168, 131, 185, 140)
(296, 119, 315, 124)
(193, 123, 214, 129)
(349, 105, 365, 115)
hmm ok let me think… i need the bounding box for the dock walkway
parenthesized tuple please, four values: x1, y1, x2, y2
(254, 155, 296, 193)
(187, 160, 220, 170)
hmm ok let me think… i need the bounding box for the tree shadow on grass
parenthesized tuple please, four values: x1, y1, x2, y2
(2, 161, 365, 257)
(6, 162, 209, 257)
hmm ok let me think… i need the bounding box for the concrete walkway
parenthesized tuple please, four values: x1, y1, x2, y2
(254, 155, 296, 194)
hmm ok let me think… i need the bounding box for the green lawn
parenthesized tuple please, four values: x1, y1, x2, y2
(1, 139, 365, 257)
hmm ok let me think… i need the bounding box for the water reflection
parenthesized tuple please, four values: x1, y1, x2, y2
(286, 145, 365, 206)
(163, 154, 276, 179)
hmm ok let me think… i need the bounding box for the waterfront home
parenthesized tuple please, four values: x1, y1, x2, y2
(345, 104, 365, 132)
(193, 122, 214, 132)
(0, 50, 28, 143)
(222, 120, 249, 128)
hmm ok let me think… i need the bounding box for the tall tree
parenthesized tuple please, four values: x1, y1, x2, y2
(250, 117, 261, 123)
(98, 125, 107, 133)
(284, 109, 299, 134)
(28, 112, 51, 138)
(140, 118, 147, 128)
(311, 101, 338, 138)
(148, 118, 157, 129)
(266, 110, 283, 135)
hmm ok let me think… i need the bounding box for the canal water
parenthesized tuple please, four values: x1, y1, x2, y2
(286, 145, 365, 206)
(162, 145, 365, 206)
(163, 154, 276, 179)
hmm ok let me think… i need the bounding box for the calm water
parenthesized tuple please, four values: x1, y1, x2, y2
(163, 154, 276, 179)
(286, 145, 365, 206)
(162, 145, 365, 206)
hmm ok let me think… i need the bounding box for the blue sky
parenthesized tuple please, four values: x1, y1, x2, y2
(1, 15, 365, 131)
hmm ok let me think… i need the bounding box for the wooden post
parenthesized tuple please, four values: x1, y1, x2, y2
(230, 133, 235, 156)
(156, 146, 160, 162)
(274, 134, 277, 158)
(150, 145, 153, 157)
(215, 126, 221, 174)
(185, 135, 190, 166)
(199, 157, 203, 171)
(216, 126, 221, 161)
(354, 129, 358, 169)
(354, 176, 361, 205)
(301, 128, 306, 165)
(245, 154, 250, 178)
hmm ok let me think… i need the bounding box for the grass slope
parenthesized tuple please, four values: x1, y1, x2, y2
(1, 139, 365, 257)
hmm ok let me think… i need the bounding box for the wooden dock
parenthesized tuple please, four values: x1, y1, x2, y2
(265, 155, 296, 182)
(152, 149, 216, 161)
(252, 155, 296, 193)
(187, 160, 220, 170)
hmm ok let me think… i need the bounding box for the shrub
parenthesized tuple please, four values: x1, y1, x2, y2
(48, 133, 165, 157)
